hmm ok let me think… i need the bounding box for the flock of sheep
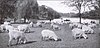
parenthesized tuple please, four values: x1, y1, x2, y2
(0, 18, 98, 47)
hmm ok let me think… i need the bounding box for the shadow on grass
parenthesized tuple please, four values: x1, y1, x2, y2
(25, 31, 35, 33)
(42, 39, 62, 42)
(7, 41, 37, 47)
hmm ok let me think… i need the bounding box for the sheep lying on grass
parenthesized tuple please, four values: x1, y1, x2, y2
(41, 29, 61, 41)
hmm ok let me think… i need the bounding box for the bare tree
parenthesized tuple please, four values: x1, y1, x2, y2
(62, 0, 98, 23)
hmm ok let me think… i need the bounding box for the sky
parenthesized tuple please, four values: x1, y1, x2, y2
(37, 0, 95, 13)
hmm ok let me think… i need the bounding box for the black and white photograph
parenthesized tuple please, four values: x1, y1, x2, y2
(0, 0, 100, 48)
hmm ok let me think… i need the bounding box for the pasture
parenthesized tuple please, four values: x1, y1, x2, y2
(0, 23, 100, 48)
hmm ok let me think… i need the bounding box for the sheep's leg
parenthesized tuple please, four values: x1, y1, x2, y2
(41, 37, 44, 41)
(27, 28, 30, 33)
(20, 37, 27, 44)
(18, 38, 22, 44)
(74, 37, 76, 40)
(16, 39, 20, 45)
(23, 38, 27, 44)
(26, 28, 30, 33)
(91, 30, 94, 34)
(8, 38, 12, 47)
(32, 24, 34, 27)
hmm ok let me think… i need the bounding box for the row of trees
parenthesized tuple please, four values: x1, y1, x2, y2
(0, 0, 16, 23)
(0, 0, 61, 23)
(39, 5, 61, 20)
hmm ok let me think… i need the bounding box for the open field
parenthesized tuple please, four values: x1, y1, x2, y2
(0, 24, 100, 48)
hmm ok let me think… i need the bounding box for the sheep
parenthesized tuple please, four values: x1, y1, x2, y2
(29, 22, 34, 27)
(51, 23, 61, 30)
(88, 23, 97, 28)
(4, 21, 11, 25)
(8, 29, 27, 46)
(5, 25, 15, 32)
(69, 23, 82, 29)
(44, 20, 51, 24)
(51, 19, 64, 25)
(63, 21, 71, 24)
(0, 24, 12, 32)
(17, 25, 30, 33)
(34, 22, 42, 27)
(82, 25, 94, 34)
(0, 22, 11, 32)
(72, 28, 88, 39)
(69, 23, 78, 29)
(41, 29, 61, 41)
(0, 24, 7, 32)
(69, 23, 76, 29)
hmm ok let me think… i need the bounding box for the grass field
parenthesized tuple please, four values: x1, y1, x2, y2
(0, 23, 100, 48)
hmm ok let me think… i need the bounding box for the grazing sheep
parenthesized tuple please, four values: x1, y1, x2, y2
(41, 29, 61, 41)
(82, 25, 94, 34)
(69, 23, 82, 29)
(8, 29, 27, 46)
(88, 24, 97, 28)
(17, 25, 30, 33)
(72, 28, 88, 39)
(35, 22, 42, 27)
(51, 23, 61, 30)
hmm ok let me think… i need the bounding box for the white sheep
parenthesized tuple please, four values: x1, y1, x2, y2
(17, 25, 30, 33)
(69, 23, 77, 29)
(4, 21, 11, 25)
(5, 25, 15, 32)
(34, 22, 42, 27)
(44, 20, 51, 24)
(51, 19, 64, 25)
(69, 23, 75, 29)
(82, 25, 94, 34)
(69, 23, 82, 29)
(88, 24, 97, 28)
(51, 23, 61, 30)
(0, 24, 6, 32)
(41, 29, 60, 41)
(8, 29, 27, 46)
(72, 28, 88, 39)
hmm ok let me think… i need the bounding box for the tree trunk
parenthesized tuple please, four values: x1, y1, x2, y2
(79, 13, 81, 24)
(24, 17, 26, 23)
(0, 15, 4, 24)
(78, 3, 82, 24)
